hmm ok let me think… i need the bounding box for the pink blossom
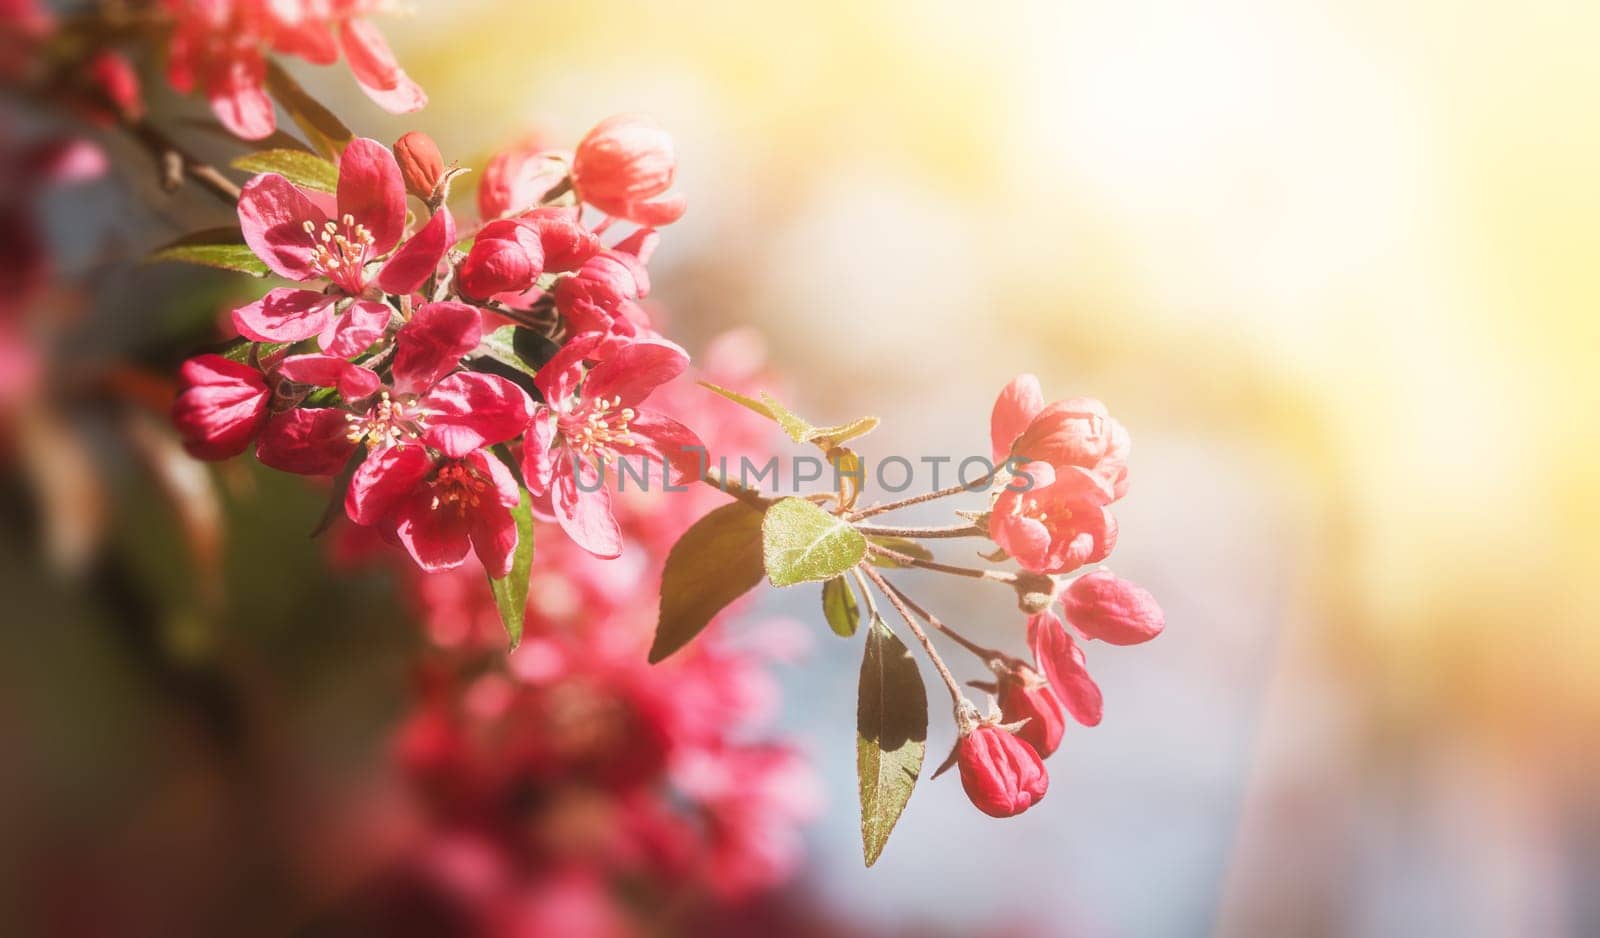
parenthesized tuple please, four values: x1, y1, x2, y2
(989, 460, 1117, 574)
(1028, 611, 1104, 727)
(991, 372, 1131, 499)
(346, 446, 523, 576)
(522, 338, 704, 558)
(164, 0, 424, 140)
(1062, 568, 1165, 645)
(260, 302, 529, 477)
(571, 115, 686, 226)
(233, 137, 453, 356)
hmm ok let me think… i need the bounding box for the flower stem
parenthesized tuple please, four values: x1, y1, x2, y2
(860, 564, 966, 709)
(864, 543, 1019, 586)
(698, 467, 772, 510)
(847, 466, 998, 521)
(854, 522, 985, 539)
(876, 577, 1015, 666)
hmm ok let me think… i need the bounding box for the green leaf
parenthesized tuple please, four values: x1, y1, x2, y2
(650, 500, 768, 663)
(264, 60, 353, 160)
(759, 393, 814, 443)
(805, 416, 880, 446)
(487, 488, 536, 648)
(857, 616, 927, 866)
(866, 536, 934, 568)
(231, 149, 339, 192)
(148, 227, 269, 277)
(762, 497, 867, 587)
(821, 576, 861, 637)
(699, 380, 775, 420)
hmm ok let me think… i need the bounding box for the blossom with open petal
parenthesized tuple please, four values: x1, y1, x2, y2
(991, 373, 1130, 500)
(521, 337, 704, 558)
(164, 1, 424, 140)
(990, 460, 1117, 574)
(346, 445, 523, 576)
(1027, 612, 1103, 727)
(259, 302, 530, 476)
(232, 137, 452, 356)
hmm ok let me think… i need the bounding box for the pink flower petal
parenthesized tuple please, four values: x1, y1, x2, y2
(206, 50, 274, 140)
(521, 407, 558, 495)
(581, 339, 689, 409)
(238, 176, 326, 280)
(232, 288, 336, 343)
(336, 136, 407, 255)
(553, 460, 622, 559)
(391, 301, 481, 396)
(1027, 613, 1103, 727)
(376, 207, 454, 296)
(346, 444, 432, 526)
(274, 354, 380, 400)
(532, 332, 602, 404)
(256, 408, 354, 475)
(423, 373, 534, 458)
(991, 373, 1045, 464)
(394, 494, 473, 572)
(338, 19, 426, 114)
(320, 299, 391, 357)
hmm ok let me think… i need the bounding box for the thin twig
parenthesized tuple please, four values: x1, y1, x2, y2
(128, 121, 242, 203)
(859, 564, 967, 708)
(865, 543, 1019, 585)
(855, 522, 986, 539)
(848, 465, 998, 521)
(877, 576, 1012, 665)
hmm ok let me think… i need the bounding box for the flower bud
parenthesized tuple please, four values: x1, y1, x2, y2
(171, 354, 269, 459)
(571, 114, 686, 226)
(957, 724, 1049, 818)
(394, 131, 445, 200)
(517, 207, 600, 273)
(997, 667, 1067, 758)
(87, 51, 143, 123)
(457, 219, 544, 299)
(1063, 569, 1165, 645)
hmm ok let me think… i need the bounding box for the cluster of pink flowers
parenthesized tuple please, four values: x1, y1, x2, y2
(163, 0, 425, 139)
(173, 118, 697, 576)
(952, 377, 1165, 819)
(173, 119, 816, 925)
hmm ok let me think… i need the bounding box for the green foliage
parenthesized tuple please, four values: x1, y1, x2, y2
(149, 227, 269, 277)
(231, 149, 339, 192)
(761, 497, 867, 587)
(650, 500, 768, 662)
(856, 617, 927, 866)
(487, 488, 536, 648)
(822, 576, 861, 637)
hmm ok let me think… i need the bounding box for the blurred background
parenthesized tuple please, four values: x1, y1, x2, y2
(5, 1, 1599, 935)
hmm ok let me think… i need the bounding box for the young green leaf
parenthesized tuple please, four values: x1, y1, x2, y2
(821, 576, 861, 637)
(759, 392, 813, 443)
(865, 535, 935, 568)
(148, 227, 270, 277)
(762, 497, 867, 587)
(231, 149, 339, 192)
(698, 380, 775, 420)
(805, 415, 880, 447)
(264, 61, 354, 160)
(487, 488, 536, 648)
(650, 500, 768, 663)
(857, 616, 927, 866)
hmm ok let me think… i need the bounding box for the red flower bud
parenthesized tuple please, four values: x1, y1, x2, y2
(997, 667, 1067, 757)
(87, 51, 143, 123)
(458, 219, 544, 299)
(517, 207, 600, 273)
(394, 131, 445, 200)
(1063, 569, 1165, 645)
(170, 354, 269, 459)
(957, 724, 1049, 818)
(571, 114, 686, 226)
